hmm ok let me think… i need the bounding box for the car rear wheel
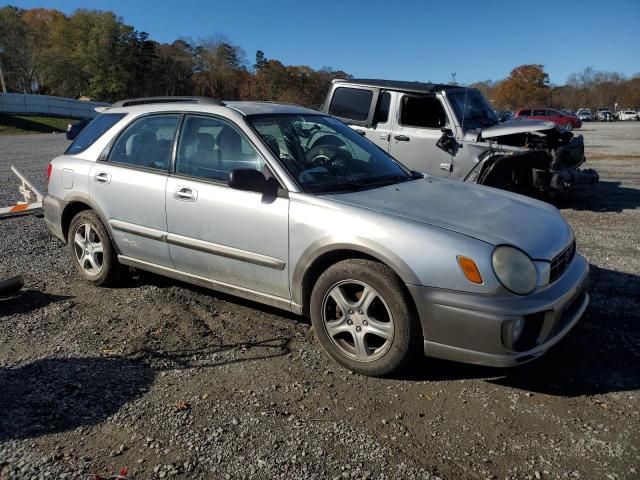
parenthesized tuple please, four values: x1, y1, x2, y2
(310, 259, 419, 376)
(68, 210, 122, 287)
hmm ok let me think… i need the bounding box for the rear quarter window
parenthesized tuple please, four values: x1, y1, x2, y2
(328, 87, 373, 121)
(65, 113, 127, 155)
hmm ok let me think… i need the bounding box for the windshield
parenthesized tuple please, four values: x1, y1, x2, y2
(447, 89, 499, 129)
(247, 114, 417, 193)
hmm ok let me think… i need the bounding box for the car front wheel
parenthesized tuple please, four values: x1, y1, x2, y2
(68, 210, 122, 287)
(310, 259, 419, 376)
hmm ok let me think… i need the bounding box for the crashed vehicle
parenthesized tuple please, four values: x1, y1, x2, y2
(322, 79, 598, 195)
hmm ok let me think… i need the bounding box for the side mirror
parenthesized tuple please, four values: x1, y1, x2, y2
(228, 169, 277, 196)
(436, 128, 459, 156)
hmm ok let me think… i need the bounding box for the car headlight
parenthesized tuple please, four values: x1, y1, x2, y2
(492, 245, 537, 295)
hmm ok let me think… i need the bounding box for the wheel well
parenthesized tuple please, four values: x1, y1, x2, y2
(61, 201, 92, 241)
(299, 250, 421, 334)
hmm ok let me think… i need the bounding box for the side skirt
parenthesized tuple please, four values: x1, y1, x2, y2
(118, 255, 302, 314)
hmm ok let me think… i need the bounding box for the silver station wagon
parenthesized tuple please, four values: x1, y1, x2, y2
(43, 97, 590, 376)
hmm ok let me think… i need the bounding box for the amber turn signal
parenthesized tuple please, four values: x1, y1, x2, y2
(457, 256, 483, 284)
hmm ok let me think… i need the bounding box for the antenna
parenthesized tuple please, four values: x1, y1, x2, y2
(450, 72, 457, 85)
(461, 87, 469, 132)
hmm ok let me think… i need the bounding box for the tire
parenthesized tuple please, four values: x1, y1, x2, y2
(68, 210, 122, 287)
(563, 122, 573, 131)
(310, 259, 420, 376)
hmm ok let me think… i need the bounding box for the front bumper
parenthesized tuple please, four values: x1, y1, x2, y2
(407, 254, 590, 367)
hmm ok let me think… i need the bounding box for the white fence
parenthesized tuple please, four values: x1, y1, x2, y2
(0, 93, 110, 119)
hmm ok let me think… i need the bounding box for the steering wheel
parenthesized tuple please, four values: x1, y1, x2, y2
(305, 144, 353, 177)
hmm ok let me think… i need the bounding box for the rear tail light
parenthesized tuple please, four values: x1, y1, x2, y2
(46, 163, 52, 183)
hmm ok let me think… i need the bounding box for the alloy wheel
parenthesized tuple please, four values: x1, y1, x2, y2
(73, 223, 104, 276)
(321, 280, 395, 362)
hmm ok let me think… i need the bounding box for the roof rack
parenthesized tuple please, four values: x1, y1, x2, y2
(111, 96, 225, 108)
(333, 78, 458, 94)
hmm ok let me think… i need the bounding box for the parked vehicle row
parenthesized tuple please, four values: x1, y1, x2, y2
(44, 96, 590, 376)
(574, 107, 638, 121)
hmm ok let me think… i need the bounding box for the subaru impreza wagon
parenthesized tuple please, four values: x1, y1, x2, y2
(43, 97, 589, 376)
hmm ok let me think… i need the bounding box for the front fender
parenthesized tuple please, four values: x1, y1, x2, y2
(290, 236, 422, 308)
(288, 194, 501, 312)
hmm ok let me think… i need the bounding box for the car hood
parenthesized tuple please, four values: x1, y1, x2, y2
(325, 177, 573, 260)
(480, 118, 558, 139)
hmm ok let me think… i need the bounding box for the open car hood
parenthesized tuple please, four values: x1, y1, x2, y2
(480, 119, 558, 139)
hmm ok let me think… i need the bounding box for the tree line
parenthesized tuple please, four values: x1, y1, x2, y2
(0, 6, 349, 107)
(1, 7, 638, 112)
(471, 64, 640, 112)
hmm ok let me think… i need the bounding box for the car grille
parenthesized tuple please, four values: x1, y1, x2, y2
(550, 240, 576, 283)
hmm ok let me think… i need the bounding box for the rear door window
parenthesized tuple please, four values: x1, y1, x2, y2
(533, 109, 546, 116)
(65, 113, 127, 155)
(399, 95, 448, 128)
(328, 87, 373, 121)
(107, 114, 180, 170)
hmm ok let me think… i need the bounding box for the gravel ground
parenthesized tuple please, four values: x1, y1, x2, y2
(0, 123, 639, 480)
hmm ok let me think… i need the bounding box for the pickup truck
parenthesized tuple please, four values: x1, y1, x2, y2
(321, 79, 598, 195)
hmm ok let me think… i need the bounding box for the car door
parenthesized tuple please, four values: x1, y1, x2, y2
(165, 114, 290, 299)
(89, 113, 180, 267)
(356, 91, 394, 152)
(547, 109, 562, 125)
(531, 109, 546, 121)
(389, 93, 454, 176)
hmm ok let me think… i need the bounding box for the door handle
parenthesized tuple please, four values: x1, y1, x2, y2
(380, 133, 390, 140)
(355, 130, 366, 136)
(173, 187, 197, 202)
(394, 135, 410, 142)
(94, 172, 111, 184)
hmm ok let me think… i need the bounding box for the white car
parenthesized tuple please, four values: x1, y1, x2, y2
(617, 110, 638, 121)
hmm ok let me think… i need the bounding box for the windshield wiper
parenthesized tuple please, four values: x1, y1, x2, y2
(362, 172, 422, 188)
(306, 181, 366, 193)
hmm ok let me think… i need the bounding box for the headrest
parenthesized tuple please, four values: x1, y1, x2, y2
(216, 126, 241, 154)
(196, 132, 215, 151)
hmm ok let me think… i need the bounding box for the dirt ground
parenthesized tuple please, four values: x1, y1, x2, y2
(0, 122, 638, 479)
